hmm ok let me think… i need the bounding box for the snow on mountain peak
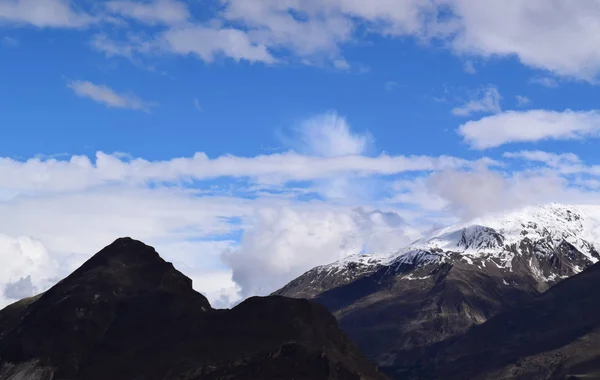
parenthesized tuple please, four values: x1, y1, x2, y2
(278, 203, 600, 301)
(396, 203, 600, 268)
(319, 203, 600, 274)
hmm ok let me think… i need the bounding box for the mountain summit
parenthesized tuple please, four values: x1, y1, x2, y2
(276, 204, 600, 371)
(0, 238, 386, 380)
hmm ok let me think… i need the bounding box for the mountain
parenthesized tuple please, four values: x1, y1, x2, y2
(0, 237, 387, 380)
(275, 204, 600, 370)
(403, 260, 600, 380)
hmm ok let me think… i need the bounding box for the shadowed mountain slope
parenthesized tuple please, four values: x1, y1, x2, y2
(0, 237, 386, 380)
(400, 261, 600, 379)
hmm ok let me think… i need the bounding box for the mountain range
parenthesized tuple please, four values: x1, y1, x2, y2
(4, 203, 600, 379)
(275, 203, 600, 378)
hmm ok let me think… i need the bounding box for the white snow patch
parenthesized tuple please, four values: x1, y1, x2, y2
(310, 204, 600, 280)
(402, 274, 431, 281)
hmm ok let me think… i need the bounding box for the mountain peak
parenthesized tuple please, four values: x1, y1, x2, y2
(64, 237, 206, 305)
(0, 239, 386, 380)
(275, 203, 600, 374)
(77, 237, 160, 267)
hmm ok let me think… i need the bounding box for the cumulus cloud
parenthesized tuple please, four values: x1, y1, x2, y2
(458, 109, 600, 149)
(90, 33, 154, 59)
(0, 235, 60, 306)
(67, 80, 156, 111)
(222, 206, 421, 297)
(426, 167, 585, 220)
(106, 0, 189, 25)
(2, 109, 600, 310)
(452, 86, 502, 116)
(444, 0, 600, 80)
(0, 110, 458, 308)
(530, 77, 559, 88)
(161, 26, 276, 64)
(288, 111, 372, 157)
(0, 0, 94, 28)
(504, 150, 581, 167)
(4, 275, 37, 300)
(5, 0, 600, 79)
(0, 187, 252, 308)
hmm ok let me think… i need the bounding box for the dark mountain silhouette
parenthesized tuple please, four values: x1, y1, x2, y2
(0, 237, 387, 380)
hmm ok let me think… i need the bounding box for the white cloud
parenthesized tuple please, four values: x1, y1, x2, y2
(222, 205, 421, 297)
(516, 95, 530, 106)
(530, 76, 559, 88)
(452, 86, 502, 116)
(106, 0, 189, 25)
(427, 167, 589, 220)
(214, 0, 600, 78)
(288, 111, 371, 157)
(388, 177, 449, 212)
(67, 80, 156, 111)
(444, 0, 600, 80)
(458, 109, 600, 149)
(91, 25, 277, 64)
(4, 109, 600, 310)
(221, 0, 354, 58)
(0, 110, 493, 307)
(0, 0, 94, 28)
(333, 58, 350, 70)
(90, 33, 155, 59)
(0, 235, 59, 306)
(504, 150, 581, 167)
(0, 150, 486, 196)
(3, 0, 600, 79)
(0, 186, 254, 308)
(161, 26, 276, 63)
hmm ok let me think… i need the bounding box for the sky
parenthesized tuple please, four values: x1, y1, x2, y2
(3, 0, 600, 308)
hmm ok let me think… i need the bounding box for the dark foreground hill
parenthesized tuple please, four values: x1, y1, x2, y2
(0, 237, 386, 380)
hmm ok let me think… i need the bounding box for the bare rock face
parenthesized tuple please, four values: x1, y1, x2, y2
(0, 238, 387, 380)
(275, 204, 600, 373)
(402, 261, 600, 380)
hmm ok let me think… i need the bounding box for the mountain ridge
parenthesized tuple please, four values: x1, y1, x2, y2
(275, 203, 600, 372)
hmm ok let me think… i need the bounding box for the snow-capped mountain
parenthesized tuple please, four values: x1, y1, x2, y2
(275, 203, 600, 370)
(400, 203, 600, 267)
(279, 204, 600, 298)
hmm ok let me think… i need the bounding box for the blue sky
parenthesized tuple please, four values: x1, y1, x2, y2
(2, 0, 600, 307)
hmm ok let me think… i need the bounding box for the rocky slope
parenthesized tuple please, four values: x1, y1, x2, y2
(275, 204, 600, 370)
(402, 260, 600, 380)
(0, 237, 386, 380)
